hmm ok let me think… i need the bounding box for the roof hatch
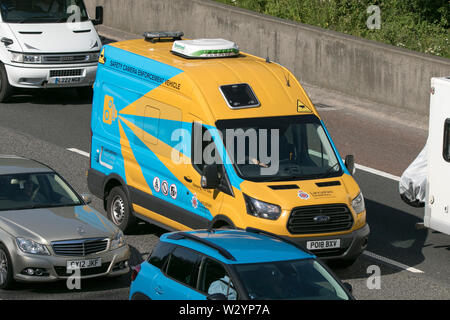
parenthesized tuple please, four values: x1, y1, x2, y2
(219, 83, 260, 109)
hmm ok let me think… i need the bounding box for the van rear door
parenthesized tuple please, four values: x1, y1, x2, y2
(425, 77, 450, 235)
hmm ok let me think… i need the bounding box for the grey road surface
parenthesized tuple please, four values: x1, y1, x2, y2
(0, 88, 448, 300)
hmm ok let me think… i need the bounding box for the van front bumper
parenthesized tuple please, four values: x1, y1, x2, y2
(10, 245, 130, 283)
(286, 224, 370, 261)
(4, 63, 97, 89)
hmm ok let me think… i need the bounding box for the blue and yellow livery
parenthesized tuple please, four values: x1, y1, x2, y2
(88, 34, 369, 265)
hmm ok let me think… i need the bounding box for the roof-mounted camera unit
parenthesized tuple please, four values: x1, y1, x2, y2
(171, 39, 239, 59)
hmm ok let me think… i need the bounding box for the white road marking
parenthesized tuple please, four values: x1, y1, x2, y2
(363, 250, 424, 274)
(355, 164, 401, 182)
(67, 148, 90, 158)
(66, 148, 420, 273)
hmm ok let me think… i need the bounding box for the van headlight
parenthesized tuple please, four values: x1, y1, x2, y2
(352, 192, 365, 214)
(16, 238, 50, 255)
(110, 230, 125, 250)
(88, 52, 100, 62)
(10, 52, 42, 64)
(244, 194, 281, 220)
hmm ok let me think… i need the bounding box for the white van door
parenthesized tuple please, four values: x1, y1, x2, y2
(425, 77, 450, 235)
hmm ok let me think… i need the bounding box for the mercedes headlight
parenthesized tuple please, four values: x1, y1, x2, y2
(16, 238, 50, 255)
(352, 192, 365, 214)
(110, 230, 125, 250)
(244, 194, 281, 220)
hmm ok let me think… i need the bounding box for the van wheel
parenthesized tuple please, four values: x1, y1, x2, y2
(0, 63, 13, 103)
(0, 244, 15, 290)
(106, 186, 136, 234)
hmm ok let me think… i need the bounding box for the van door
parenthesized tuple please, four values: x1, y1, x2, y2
(183, 119, 226, 225)
(425, 77, 450, 235)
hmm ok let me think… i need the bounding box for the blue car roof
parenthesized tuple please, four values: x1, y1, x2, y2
(160, 229, 315, 265)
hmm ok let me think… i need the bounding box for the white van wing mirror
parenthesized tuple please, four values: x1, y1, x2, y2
(93, 6, 103, 25)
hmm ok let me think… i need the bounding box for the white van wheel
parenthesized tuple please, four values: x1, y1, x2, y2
(0, 63, 13, 103)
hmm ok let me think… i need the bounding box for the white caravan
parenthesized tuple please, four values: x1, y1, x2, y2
(0, 0, 104, 101)
(401, 77, 450, 235)
(424, 77, 450, 235)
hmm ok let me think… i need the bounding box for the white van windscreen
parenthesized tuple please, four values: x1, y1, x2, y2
(0, 0, 89, 23)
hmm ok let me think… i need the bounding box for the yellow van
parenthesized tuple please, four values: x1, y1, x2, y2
(88, 32, 369, 266)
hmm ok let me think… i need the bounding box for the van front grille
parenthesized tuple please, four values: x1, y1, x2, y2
(43, 54, 90, 64)
(49, 69, 83, 77)
(287, 204, 353, 235)
(51, 238, 109, 257)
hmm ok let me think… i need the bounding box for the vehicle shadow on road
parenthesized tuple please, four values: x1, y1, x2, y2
(331, 198, 429, 280)
(6, 88, 93, 106)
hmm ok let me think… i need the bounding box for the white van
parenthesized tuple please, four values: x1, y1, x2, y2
(0, 0, 104, 101)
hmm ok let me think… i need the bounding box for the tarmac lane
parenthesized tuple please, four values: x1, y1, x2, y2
(0, 88, 448, 300)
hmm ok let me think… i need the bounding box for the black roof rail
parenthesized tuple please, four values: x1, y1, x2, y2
(144, 31, 184, 43)
(167, 232, 236, 261)
(245, 227, 313, 255)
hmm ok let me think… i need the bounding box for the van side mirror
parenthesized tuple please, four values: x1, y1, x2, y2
(207, 293, 227, 300)
(345, 155, 355, 176)
(93, 6, 103, 25)
(201, 165, 220, 189)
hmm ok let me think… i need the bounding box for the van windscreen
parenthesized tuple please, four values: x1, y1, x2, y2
(219, 84, 260, 109)
(0, 0, 89, 23)
(216, 115, 343, 182)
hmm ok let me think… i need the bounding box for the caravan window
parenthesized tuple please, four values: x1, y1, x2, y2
(443, 119, 450, 162)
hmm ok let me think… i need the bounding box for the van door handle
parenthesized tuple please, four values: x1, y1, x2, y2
(184, 176, 193, 183)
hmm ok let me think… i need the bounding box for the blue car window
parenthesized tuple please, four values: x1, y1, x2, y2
(148, 242, 174, 271)
(166, 246, 201, 288)
(199, 258, 237, 300)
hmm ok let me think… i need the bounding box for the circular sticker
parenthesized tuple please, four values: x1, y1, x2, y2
(169, 184, 178, 200)
(191, 193, 198, 209)
(153, 177, 161, 193)
(298, 190, 310, 200)
(161, 181, 169, 196)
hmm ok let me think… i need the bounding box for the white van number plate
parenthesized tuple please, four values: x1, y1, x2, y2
(67, 258, 101, 270)
(50, 77, 82, 84)
(307, 239, 341, 250)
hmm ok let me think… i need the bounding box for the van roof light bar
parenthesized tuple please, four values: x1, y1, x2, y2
(144, 31, 184, 43)
(171, 39, 239, 59)
(167, 232, 237, 261)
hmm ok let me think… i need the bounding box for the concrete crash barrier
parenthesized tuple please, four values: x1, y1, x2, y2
(85, 0, 450, 116)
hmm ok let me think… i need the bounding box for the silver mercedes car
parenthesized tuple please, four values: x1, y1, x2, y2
(0, 155, 130, 289)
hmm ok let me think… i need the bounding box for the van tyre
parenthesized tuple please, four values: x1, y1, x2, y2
(107, 186, 136, 233)
(0, 244, 14, 290)
(0, 63, 13, 103)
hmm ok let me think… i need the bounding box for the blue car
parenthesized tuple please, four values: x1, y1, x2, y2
(129, 228, 354, 300)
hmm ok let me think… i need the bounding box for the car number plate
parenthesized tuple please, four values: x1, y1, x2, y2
(306, 239, 341, 250)
(67, 258, 101, 270)
(50, 77, 82, 84)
